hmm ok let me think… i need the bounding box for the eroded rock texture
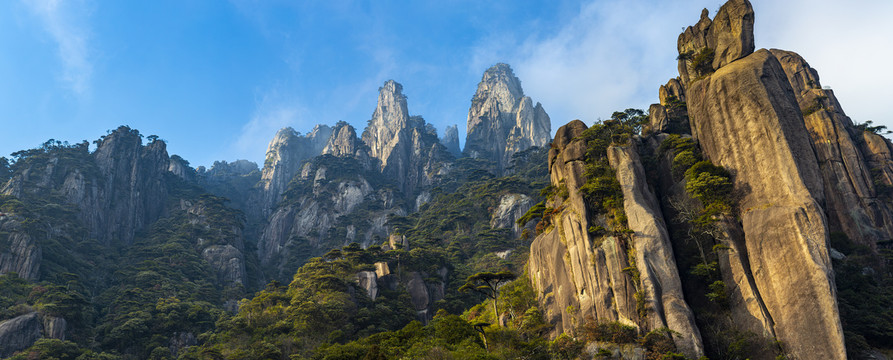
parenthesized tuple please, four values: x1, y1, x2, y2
(0, 218, 40, 280)
(677, 3, 846, 357)
(770, 49, 893, 248)
(361, 80, 452, 195)
(677, 0, 754, 85)
(0, 312, 41, 358)
(528, 121, 703, 358)
(260, 125, 333, 215)
(465, 63, 551, 172)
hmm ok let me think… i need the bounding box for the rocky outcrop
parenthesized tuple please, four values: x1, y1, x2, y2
(0, 219, 40, 280)
(1, 127, 170, 246)
(0, 312, 41, 357)
(202, 245, 246, 286)
(440, 125, 461, 157)
(361, 81, 451, 195)
(607, 144, 703, 356)
(363, 80, 411, 167)
(647, 78, 690, 135)
(465, 63, 551, 172)
(684, 42, 845, 360)
(90, 128, 170, 245)
(258, 157, 402, 278)
(528, 121, 703, 358)
(42, 316, 66, 340)
(677, 0, 754, 85)
(356, 271, 378, 301)
(168, 332, 197, 358)
(404, 269, 448, 324)
(168, 155, 194, 182)
(489, 193, 534, 237)
(323, 123, 369, 161)
(861, 132, 893, 186)
(770, 49, 893, 247)
(259, 125, 333, 214)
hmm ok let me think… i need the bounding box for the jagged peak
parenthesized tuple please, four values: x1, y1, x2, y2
(379, 79, 404, 97)
(477, 63, 524, 101)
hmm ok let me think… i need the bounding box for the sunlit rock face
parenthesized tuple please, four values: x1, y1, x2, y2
(465, 63, 551, 173)
(676, 1, 845, 357)
(361, 80, 452, 196)
(528, 121, 704, 358)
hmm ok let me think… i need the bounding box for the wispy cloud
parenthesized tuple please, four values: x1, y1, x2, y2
(235, 90, 308, 162)
(754, 0, 893, 126)
(471, 0, 717, 126)
(471, 0, 892, 131)
(22, 0, 94, 96)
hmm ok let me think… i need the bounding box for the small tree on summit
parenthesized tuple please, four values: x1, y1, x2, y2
(459, 271, 517, 326)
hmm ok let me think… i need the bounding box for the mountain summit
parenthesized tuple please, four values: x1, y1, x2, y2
(465, 63, 551, 172)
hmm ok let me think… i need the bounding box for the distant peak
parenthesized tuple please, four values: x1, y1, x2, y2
(273, 127, 297, 138)
(380, 80, 404, 95)
(478, 63, 523, 99)
(485, 63, 514, 75)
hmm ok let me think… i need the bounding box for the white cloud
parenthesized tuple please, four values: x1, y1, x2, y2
(22, 0, 94, 96)
(470, 0, 720, 126)
(472, 0, 892, 131)
(754, 0, 893, 127)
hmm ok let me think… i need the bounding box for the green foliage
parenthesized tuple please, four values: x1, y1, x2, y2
(705, 281, 728, 306)
(854, 120, 892, 135)
(660, 135, 735, 219)
(690, 261, 719, 281)
(574, 113, 648, 232)
(689, 47, 715, 78)
(672, 150, 698, 175)
(460, 271, 517, 327)
(0, 156, 10, 182)
(7, 338, 122, 360)
(191, 245, 418, 359)
(581, 320, 638, 344)
(640, 328, 678, 360)
(550, 333, 584, 360)
(832, 233, 893, 356)
(517, 201, 546, 228)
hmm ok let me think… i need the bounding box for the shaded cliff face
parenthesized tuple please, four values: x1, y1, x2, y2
(675, 2, 845, 358)
(1, 127, 169, 246)
(259, 125, 333, 215)
(0, 218, 40, 280)
(258, 155, 403, 281)
(528, 121, 703, 358)
(465, 63, 551, 172)
(440, 124, 461, 157)
(91, 128, 170, 245)
(770, 49, 893, 248)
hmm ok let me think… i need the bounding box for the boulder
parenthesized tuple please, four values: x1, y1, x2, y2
(0, 312, 41, 357)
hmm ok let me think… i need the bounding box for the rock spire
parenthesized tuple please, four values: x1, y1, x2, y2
(465, 63, 551, 172)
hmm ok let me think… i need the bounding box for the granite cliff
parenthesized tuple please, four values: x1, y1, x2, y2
(465, 63, 551, 173)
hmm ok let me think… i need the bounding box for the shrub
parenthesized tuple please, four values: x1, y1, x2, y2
(689, 47, 715, 77)
(581, 320, 638, 344)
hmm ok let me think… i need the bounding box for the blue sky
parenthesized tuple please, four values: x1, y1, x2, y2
(2, 0, 892, 167)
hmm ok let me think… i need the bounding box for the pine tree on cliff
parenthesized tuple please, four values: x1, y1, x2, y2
(459, 271, 516, 326)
